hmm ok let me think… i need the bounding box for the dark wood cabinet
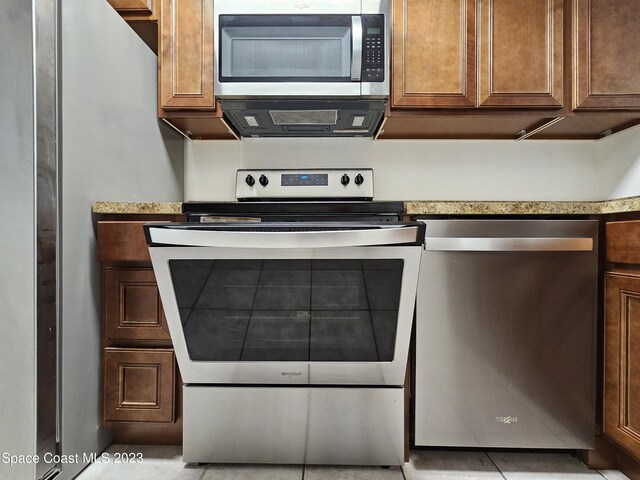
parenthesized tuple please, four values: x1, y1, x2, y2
(603, 220, 640, 465)
(574, 0, 640, 110)
(98, 218, 183, 443)
(386, 0, 640, 139)
(104, 348, 176, 423)
(107, 0, 158, 54)
(392, 0, 476, 108)
(108, 0, 153, 15)
(582, 218, 640, 476)
(604, 273, 640, 459)
(478, 0, 563, 107)
(159, 0, 214, 111)
(157, 0, 235, 139)
(104, 267, 170, 342)
(392, 0, 563, 109)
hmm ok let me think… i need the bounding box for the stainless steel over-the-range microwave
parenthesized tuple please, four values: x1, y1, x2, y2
(214, 0, 390, 98)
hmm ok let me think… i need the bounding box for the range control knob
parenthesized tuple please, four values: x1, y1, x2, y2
(245, 174, 255, 187)
(259, 174, 269, 187)
(354, 174, 364, 186)
(341, 174, 350, 186)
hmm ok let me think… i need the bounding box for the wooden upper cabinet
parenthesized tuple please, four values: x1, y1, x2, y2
(391, 0, 562, 109)
(574, 0, 640, 110)
(478, 0, 563, 107)
(108, 0, 153, 15)
(160, 0, 215, 110)
(392, 0, 476, 108)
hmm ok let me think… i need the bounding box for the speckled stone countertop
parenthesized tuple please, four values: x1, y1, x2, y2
(92, 201, 182, 215)
(93, 196, 640, 216)
(404, 200, 603, 215)
(405, 196, 640, 215)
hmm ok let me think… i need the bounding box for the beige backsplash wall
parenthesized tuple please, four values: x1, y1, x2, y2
(596, 124, 640, 200)
(185, 126, 640, 202)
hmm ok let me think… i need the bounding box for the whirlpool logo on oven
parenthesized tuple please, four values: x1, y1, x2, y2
(496, 416, 518, 424)
(281, 371, 302, 377)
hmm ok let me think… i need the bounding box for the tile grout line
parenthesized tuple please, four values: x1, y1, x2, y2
(198, 464, 207, 480)
(485, 451, 509, 480)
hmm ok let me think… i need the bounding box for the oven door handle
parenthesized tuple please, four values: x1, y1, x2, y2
(147, 226, 421, 248)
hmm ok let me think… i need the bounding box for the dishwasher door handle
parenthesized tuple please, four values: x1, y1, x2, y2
(424, 237, 593, 252)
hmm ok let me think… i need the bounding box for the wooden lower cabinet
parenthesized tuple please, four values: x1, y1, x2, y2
(104, 348, 176, 423)
(604, 273, 640, 458)
(104, 267, 170, 342)
(98, 219, 182, 443)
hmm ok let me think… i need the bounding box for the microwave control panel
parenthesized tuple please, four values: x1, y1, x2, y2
(362, 15, 385, 82)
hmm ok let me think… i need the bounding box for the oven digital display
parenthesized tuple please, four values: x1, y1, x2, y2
(281, 173, 328, 186)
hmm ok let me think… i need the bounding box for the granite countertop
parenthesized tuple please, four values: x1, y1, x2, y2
(92, 201, 182, 215)
(93, 196, 640, 216)
(404, 200, 602, 215)
(405, 197, 640, 215)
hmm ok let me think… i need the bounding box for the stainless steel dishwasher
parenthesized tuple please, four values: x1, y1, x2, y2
(414, 219, 598, 448)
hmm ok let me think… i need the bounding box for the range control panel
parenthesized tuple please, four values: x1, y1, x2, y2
(236, 169, 374, 200)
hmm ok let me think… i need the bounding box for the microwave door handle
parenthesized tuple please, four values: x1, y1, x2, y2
(351, 16, 362, 81)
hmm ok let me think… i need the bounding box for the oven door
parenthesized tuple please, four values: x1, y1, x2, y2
(146, 224, 422, 387)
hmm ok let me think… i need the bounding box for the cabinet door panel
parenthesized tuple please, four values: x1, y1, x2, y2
(478, 0, 563, 107)
(160, 0, 215, 110)
(574, 0, 640, 109)
(392, 0, 476, 108)
(104, 348, 176, 423)
(104, 267, 170, 342)
(604, 274, 640, 458)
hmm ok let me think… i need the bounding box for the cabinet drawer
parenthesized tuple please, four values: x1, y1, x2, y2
(104, 348, 176, 423)
(98, 221, 169, 262)
(607, 221, 640, 264)
(104, 267, 170, 342)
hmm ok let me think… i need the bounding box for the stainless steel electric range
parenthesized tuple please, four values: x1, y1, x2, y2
(145, 169, 425, 465)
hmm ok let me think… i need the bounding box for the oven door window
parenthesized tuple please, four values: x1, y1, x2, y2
(219, 15, 353, 82)
(169, 259, 402, 362)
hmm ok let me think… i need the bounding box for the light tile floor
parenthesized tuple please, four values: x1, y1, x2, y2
(74, 445, 631, 480)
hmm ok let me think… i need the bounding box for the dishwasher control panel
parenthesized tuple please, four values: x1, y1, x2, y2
(236, 169, 374, 200)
